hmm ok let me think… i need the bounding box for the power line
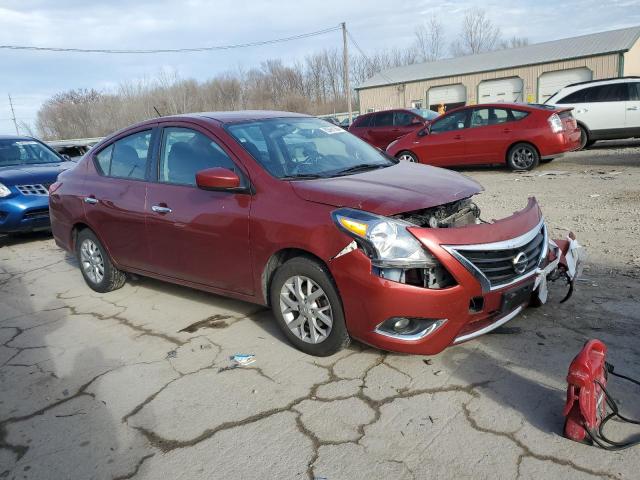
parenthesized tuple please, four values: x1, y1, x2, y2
(0, 26, 341, 54)
(346, 29, 396, 84)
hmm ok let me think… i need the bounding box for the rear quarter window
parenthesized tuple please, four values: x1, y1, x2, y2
(510, 110, 529, 120)
(557, 89, 586, 104)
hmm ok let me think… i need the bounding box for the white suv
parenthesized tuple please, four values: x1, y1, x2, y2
(545, 77, 640, 149)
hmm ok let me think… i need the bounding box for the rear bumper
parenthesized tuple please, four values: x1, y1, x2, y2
(0, 195, 51, 233)
(329, 198, 549, 355)
(538, 129, 581, 157)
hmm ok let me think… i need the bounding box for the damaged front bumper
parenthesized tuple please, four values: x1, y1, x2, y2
(329, 197, 585, 355)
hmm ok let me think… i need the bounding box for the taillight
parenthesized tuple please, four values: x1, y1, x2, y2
(49, 182, 62, 194)
(548, 113, 563, 133)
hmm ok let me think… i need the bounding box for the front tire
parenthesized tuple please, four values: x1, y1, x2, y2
(396, 151, 419, 163)
(507, 143, 539, 171)
(76, 229, 126, 293)
(269, 257, 350, 356)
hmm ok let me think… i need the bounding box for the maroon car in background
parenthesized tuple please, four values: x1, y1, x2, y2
(386, 103, 580, 171)
(49, 111, 580, 357)
(348, 108, 439, 150)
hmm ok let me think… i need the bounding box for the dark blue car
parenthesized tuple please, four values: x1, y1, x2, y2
(0, 136, 71, 233)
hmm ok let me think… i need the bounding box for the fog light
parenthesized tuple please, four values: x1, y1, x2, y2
(376, 317, 447, 340)
(393, 318, 411, 331)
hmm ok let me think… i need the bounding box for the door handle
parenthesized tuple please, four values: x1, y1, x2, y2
(503, 128, 512, 133)
(151, 205, 172, 214)
(627, 106, 639, 111)
(84, 196, 98, 205)
(453, 135, 463, 140)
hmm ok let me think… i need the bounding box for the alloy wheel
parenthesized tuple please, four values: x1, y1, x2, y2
(398, 153, 416, 162)
(80, 239, 105, 284)
(279, 275, 333, 344)
(511, 146, 535, 170)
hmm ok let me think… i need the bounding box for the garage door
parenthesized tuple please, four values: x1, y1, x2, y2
(427, 84, 466, 111)
(478, 77, 524, 103)
(538, 68, 592, 103)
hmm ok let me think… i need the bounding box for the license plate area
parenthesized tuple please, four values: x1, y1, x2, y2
(501, 282, 534, 313)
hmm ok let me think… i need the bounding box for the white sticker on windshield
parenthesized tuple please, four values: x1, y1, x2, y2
(319, 126, 345, 135)
(15, 141, 39, 145)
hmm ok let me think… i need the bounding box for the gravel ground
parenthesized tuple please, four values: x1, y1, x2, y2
(0, 141, 639, 480)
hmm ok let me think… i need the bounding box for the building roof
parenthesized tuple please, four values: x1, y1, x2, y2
(357, 26, 640, 90)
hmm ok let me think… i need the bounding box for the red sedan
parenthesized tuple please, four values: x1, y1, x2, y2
(50, 111, 580, 356)
(386, 103, 580, 170)
(348, 108, 439, 150)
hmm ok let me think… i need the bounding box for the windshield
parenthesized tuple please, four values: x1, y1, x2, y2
(411, 109, 440, 121)
(227, 117, 396, 179)
(0, 139, 62, 167)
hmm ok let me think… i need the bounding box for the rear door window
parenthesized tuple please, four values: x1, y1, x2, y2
(95, 130, 151, 180)
(372, 111, 394, 127)
(394, 111, 418, 126)
(470, 108, 511, 127)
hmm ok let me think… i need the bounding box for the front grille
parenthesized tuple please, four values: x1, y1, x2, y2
(16, 184, 49, 196)
(447, 223, 546, 290)
(23, 208, 49, 220)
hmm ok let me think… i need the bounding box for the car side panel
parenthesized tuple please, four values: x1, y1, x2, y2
(50, 161, 88, 251)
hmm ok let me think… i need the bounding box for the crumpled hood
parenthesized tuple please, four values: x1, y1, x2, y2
(0, 163, 69, 186)
(290, 162, 483, 216)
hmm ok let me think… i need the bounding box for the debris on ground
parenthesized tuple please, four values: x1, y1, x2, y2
(166, 350, 177, 359)
(231, 354, 256, 366)
(423, 359, 433, 366)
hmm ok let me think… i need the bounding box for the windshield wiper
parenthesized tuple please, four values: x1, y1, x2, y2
(280, 173, 326, 180)
(330, 163, 388, 176)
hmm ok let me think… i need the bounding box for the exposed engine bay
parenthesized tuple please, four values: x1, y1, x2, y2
(392, 197, 481, 228)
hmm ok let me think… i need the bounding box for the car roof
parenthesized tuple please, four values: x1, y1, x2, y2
(444, 103, 543, 115)
(0, 135, 38, 141)
(182, 110, 311, 124)
(564, 76, 640, 89)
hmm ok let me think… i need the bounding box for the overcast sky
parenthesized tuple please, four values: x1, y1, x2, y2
(1, 0, 639, 135)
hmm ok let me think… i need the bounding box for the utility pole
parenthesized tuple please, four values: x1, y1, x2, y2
(8, 94, 19, 135)
(341, 22, 353, 124)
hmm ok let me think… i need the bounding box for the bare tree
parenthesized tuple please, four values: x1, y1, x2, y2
(413, 15, 445, 62)
(450, 8, 501, 57)
(499, 36, 529, 49)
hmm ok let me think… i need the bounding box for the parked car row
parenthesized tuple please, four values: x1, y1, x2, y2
(47, 111, 580, 357)
(348, 108, 439, 149)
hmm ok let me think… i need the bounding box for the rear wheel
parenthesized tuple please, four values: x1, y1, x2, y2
(269, 257, 350, 356)
(507, 143, 539, 171)
(76, 229, 126, 293)
(578, 125, 590, 150)
(396, 151, 418, 163)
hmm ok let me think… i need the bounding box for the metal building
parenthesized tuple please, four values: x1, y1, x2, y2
(356, 26, 640, 112)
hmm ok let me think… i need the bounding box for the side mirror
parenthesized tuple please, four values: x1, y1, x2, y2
(61, 154, 72, 161)
(417, 127, 429, 137)
(196, 167, 241, 191)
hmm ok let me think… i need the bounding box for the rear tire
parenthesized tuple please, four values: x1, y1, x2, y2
(76, 229, 126, 293)
(507, 143, 539, 171)
(396, 151, 419, 163)
(578, 125, 590, 150)
(269, 257, 350, 356)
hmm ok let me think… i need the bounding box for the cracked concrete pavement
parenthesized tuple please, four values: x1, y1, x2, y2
(1, 142, 639, 479)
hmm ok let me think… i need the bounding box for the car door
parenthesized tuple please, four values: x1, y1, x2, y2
(625, 81, 640, 131)
(368, 111, 395, 149)
(83, 127, 155, 271)
(393, 111, 425, 140)
(462, 107, 514, 164)
(564, 83, 627, 132)
(144, 123, 253, 295)
(413, 109, 469, 166)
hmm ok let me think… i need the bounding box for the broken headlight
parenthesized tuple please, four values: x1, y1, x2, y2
(332, 208, 456, 289)
(332, 208, 436, 268)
